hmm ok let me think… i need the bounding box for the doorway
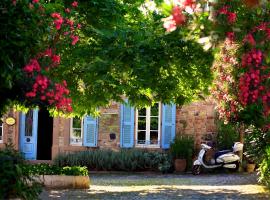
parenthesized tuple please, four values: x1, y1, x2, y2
(36, 108, 53, 160)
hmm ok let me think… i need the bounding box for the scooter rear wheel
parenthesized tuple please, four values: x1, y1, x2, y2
(228, 161, 240, 172)
(192, 165, 201, 175)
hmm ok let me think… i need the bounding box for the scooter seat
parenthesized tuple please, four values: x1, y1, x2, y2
(214, 150, 232, 159)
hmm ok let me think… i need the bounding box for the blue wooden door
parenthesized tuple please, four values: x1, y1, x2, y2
(19, 109, 38, 160)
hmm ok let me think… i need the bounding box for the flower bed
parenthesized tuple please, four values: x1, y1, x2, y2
(25, 164, 90, 189)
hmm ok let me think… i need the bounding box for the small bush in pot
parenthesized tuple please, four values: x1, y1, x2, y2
(170, 135, 194, 172)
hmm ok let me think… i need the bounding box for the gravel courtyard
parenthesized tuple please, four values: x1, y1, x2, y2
(40, 173, 270, 200)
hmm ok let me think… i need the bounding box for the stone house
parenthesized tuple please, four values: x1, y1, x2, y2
(0, 100, 217, 160)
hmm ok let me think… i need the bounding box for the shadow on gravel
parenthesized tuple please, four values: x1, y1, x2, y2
(41, 186, 269, 200)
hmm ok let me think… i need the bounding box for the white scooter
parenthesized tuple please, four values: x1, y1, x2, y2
(192, 142, 243, 175)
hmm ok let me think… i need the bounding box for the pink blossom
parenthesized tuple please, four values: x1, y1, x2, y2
(243, 33, 256, 46)
(51, 55, 61, 65)
(23, 59, 41, 73)
(226, 32, 235, 41)
(70, 35, 79, 45)
(71, 1, 78, 7)
(162, 16, 177, 32)
(217, 6, 229, 15)
(66, 19, 74, 26)
(172, 6, 185, 26)
(65, 8, 71, 13)
(43, 48, 52, 57)
(26, 92, 36, 98)
(51, 12, 61, 19)
(77, 24, 81, 29)
(54, 18, 63, 30)
(227, 12, 237, 24)
(32, 0, 39, 3)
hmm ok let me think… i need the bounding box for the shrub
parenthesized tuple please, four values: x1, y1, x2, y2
(216, 121, 239, 150)
(170, 135, 194, 159)
(23, 164, 88, 176)
(53, 149, 173, 173)
(0, 144, 42, 200)
(169, 135, 194, 170)
(245, 128, 270, 164)
(258, 146, 270, 188)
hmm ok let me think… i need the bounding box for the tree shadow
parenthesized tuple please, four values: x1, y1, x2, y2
(40, 186, 269, 200)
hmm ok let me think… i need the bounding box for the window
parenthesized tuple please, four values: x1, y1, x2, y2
(70, 117, 83, 145)
(0, 118, 3, 143)
(136, 103, 161, 147)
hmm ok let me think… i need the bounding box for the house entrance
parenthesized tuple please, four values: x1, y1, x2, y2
(36, 108, 53, 160)
(20, 108, 53, 160)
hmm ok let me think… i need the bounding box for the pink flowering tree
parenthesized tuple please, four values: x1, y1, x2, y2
(0, 0, 81, 114)
(161, 0, 270, 128)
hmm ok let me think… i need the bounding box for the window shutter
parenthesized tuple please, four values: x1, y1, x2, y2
(162, 104, 176, 149)
(120, 101, 135, 148)
(83, 116, 98, 147)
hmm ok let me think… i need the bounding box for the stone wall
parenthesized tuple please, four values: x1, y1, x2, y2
(176, 99, 217, 151)
(52, 102, 121, 159)
(0, 109, 19, 150)
(98, 102, 120, 150)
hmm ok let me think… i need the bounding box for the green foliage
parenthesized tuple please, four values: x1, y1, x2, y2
(258, 146, 270, 188)
(0, 144, 42, 200)
(245, 128, 270, 164)
(23, 163, 88, 176)
(169, 135, 194, 160)
(216, 121, 239, 150)
(0, 0, 80, 115)
(53, 149, 173, 173)
(58, 0, 214, 115)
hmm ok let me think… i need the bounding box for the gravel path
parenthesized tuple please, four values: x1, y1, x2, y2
(40, 173, 270, 200)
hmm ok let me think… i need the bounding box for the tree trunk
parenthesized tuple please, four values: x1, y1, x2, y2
(238, 123, 245, 172)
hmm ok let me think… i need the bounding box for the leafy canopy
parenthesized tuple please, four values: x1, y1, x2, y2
(58, 0, 214, 115)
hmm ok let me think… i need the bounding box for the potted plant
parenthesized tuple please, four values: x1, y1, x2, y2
(246, 158, 256, 173)
(170, 135, 194, 172)
(243, 152, 256, 173)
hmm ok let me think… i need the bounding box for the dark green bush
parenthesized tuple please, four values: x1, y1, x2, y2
(216, 121, 239, 150)
(245, 128, 270, 164)
(53, 149, 173, 173)
(23, 164, 88, 176)
(258, 146, 270, 188)
(170, 135, 194, 159)
(0, 144, 42, 200)
(169, 135, 194, 170)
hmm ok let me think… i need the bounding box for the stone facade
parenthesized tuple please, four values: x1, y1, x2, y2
(0, 109, 19, 150)
(1, 100, 218, 160)
(176, 99, 217, 150)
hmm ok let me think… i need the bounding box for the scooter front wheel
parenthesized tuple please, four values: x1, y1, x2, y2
(192, 165, 201, 175)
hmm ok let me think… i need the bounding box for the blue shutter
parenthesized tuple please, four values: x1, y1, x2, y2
(83, 116, 98, 147)
(120, 101, 135, 148)
(162, 104, 176, 149)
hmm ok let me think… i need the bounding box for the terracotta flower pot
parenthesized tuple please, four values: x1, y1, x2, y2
(246, 163, 256, 173)
(174, 159, 187, 172)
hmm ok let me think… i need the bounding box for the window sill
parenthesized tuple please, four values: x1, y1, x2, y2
(70, 143, 82, 146)
(135, 144, 160, 148)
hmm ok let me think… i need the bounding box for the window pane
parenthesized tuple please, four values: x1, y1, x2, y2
(138, 117, 146, 130)
(25, 111, 33, 136)
(150, 103, 159, 116)
(138, 108, 146, 116)
(150, 131, 158, 144)
(137, 131, 146, 144)
(0, 123, 2, 140)
(72, 128, 81, 138)
(73, 117, 81, 128)
(150, 117, 158, 130)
